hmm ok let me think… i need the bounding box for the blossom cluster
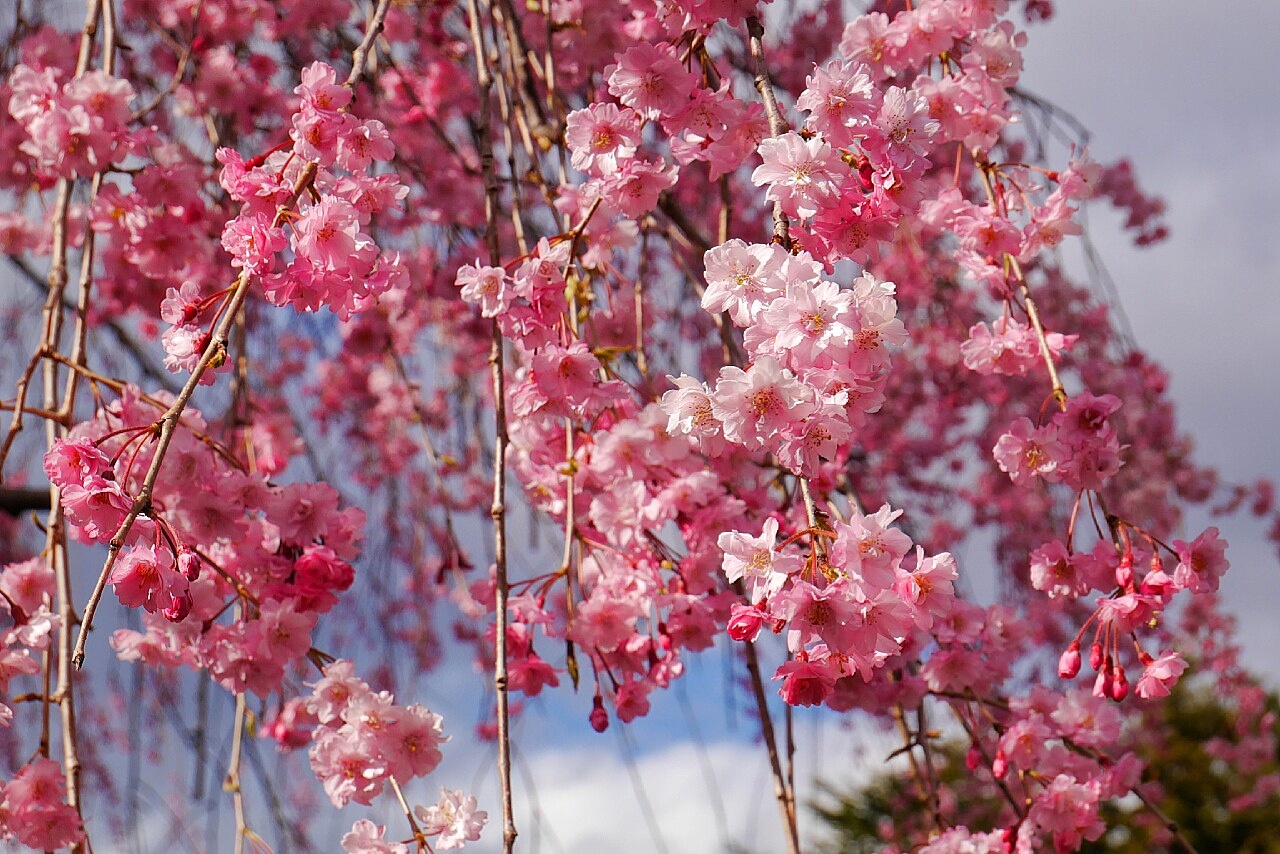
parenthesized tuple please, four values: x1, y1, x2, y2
(298, 660, 448, 807)
(7, 64, 135, 179)
(665, 246, 905, 476)
(722, 506, 958, 705)
(261, 660, 487, 852)
(213, 61, 407, 330)
(341, 789, 486, 853)
(0, 759, 85, 850)
(40, 387, 361, 700)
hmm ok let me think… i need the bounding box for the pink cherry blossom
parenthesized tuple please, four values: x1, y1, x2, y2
(415, 788, 488, 850)
(711, 356, 816, 450)
(993, 417, 1067, 484)
(1172, 526, 1229, 594)
(606, 42, 696, 121)
(341, 819, 408, 854)
(717, 517, 803, 603)
(751, 132, 845, 219)
(565, 103, 641, 175)
(1135, 651, 1187, 700)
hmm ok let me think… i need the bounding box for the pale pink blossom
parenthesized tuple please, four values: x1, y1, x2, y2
(1172, 527, 1229, 594)
(711, 356, 815, 450)
(1135, 651, 1187, 699)
(415, 788, 488, 850)
(751, 132, 844, 219)
(565, 103, 641, 175)
(717, 517, 803, 603)
(341, 819, 408, 854)
(830, 504, 912, 590)
(456, 263, 510, 317)
(797, 60, 880, 147)
(701, 239, 786, 325)
(993, 417, 1067, 484)
(606, 42, 695, 121)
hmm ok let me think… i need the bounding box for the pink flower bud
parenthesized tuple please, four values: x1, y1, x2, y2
(1089, 641, 1103, 671)
(991, 748, 1008, 780)
(178, 549, 201, 582)
(589, 696, 609, 733)
(162, 590, 193, 623)
(1109, 664, 1129, 702)
(1093, 668, 1110, 699)
(965, 745, 982, 771)
(1058, 642, 1081, 679)
(727, 603, 766, 642)
(1115, 552, 1134, 588)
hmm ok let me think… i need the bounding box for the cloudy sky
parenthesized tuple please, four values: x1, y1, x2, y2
(1020, 0, 1280, 680)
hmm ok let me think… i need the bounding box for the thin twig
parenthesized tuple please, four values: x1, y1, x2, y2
(746, 16, 792, 250)
(465, 0, 517, 850)
(735, 20, 804, 853)
(388, 776, 428, 852)
(226, 690, 249, 854)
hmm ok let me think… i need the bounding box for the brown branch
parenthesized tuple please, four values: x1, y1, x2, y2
(466, 0, 517, 850)
(746, 16, 792, 250)
(0, 486, 47, 515)
(226, 689, 249, 854)
(735, 579, 800, 854)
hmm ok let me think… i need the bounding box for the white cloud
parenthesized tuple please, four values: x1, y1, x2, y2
(436, 710, 904, 854)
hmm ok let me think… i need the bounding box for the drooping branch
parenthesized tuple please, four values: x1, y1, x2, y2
(465, 0, 517, 850)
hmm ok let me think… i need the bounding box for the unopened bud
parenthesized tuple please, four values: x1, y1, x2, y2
(1093, 668, 1110, 699)
(1116, 552, 1134, 589)
(178, 549, 201, 582)
(1089, 641, 1103, 671)
(991, 748, 1008, 780)
(1058, 642, 1081, 679)
(162, 590, 193, 623)
(589, 696, 609, 733)
(727, 604, 766, 642)
(1109, 665, 1129, 702)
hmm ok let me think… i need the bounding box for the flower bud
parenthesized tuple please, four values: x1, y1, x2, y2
(1058, 642, 1081, 679)
(162, 590, 193, 623)
(1093, 668, 1110, 699)
(1088, 640, 1103, 671)
(727, 604, 766, 642)
(1115, 552, 1134, 589)
(1109, 664, 1129, 702)
(589, 695, 609, 733)
(991, 748, 1008, 780)
(178, 549, 201, 582)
